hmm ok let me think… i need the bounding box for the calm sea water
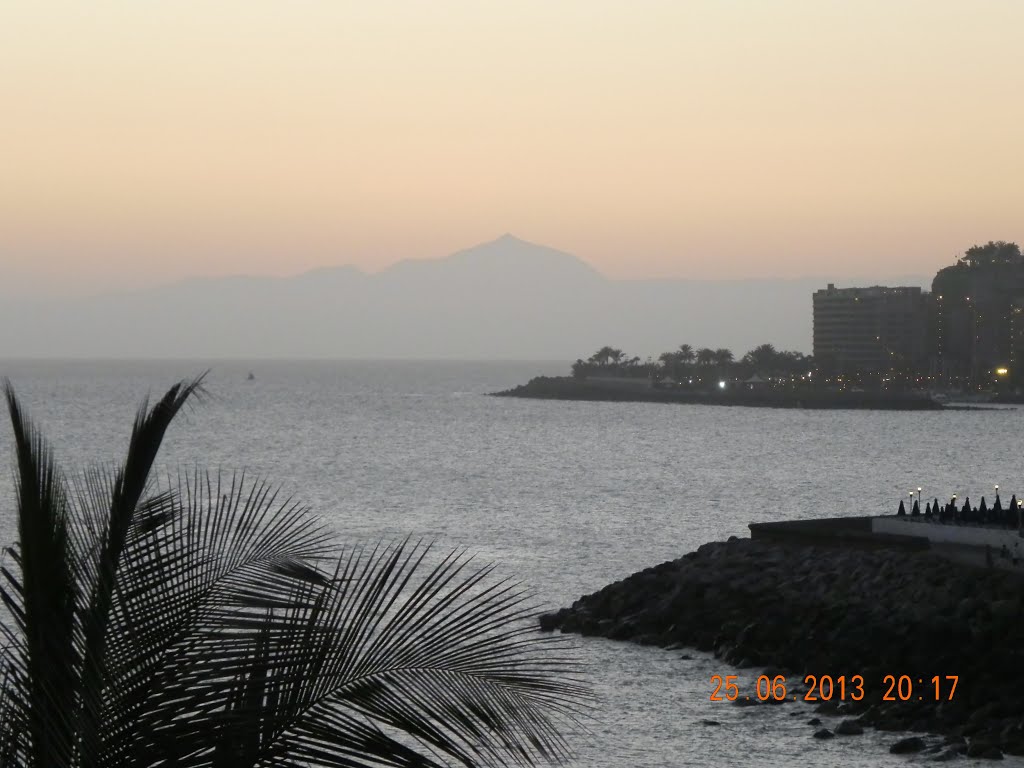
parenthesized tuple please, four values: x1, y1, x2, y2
(1, 359, 1021, 767)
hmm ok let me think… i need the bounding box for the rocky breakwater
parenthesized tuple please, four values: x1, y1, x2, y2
(540, 537, 1024, 759)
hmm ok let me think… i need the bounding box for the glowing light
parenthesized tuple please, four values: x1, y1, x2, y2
(996, 367, 1009, 376)
(718, 381, 726, 390)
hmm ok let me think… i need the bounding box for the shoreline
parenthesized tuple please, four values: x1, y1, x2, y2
(493, 376, 945, 411)
(539, 537, 1024, 759)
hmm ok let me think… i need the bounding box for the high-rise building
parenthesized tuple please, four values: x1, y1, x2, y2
(812, 284, 928, 376)
(932, 244, 1024, 386)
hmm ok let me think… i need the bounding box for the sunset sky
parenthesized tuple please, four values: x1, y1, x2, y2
(3, 1, 1023, 293)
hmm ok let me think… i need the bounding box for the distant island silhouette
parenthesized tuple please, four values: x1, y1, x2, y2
(0, 235, 928, 359)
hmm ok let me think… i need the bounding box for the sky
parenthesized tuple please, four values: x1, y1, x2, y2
(3, 1, 1023, 294)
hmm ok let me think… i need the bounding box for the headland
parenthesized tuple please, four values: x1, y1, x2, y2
(494, 376, 943, 410)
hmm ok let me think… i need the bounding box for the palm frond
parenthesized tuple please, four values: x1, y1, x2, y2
(0, 376, 589, 768)
(76, 374, 207, 768)
(2, 380, 79, 768)
(179, 541, 589, 768)
(86, 469, 335, 767)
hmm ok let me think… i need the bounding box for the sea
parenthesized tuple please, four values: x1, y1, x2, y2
(0, 359, 1021, 768)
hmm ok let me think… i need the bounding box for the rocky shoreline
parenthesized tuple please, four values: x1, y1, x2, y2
(540, 537, 1024, 759)
(494, 376, 944, 410)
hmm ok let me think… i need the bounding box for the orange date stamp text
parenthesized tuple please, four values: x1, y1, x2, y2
(710, 674, 959, 703)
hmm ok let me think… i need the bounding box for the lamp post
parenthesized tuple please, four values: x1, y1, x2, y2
(917, 487, 922, 505)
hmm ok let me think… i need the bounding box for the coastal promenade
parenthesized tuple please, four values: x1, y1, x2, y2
(540, 516, 1024, 759)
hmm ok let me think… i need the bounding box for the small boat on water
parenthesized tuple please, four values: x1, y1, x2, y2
(247, 371, 255, 381)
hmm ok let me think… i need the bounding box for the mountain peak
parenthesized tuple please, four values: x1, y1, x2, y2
(380, 235, 606, 284)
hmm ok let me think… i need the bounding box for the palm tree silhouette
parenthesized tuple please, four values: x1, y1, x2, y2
(676, 345, 695, 367)
(0, 376, 587, 768)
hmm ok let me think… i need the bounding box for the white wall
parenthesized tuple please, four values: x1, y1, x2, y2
(873, 516, 1024, 570)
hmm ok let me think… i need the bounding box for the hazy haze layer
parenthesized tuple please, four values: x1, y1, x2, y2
(2, 1, 1022, 294)
(0, 236, 927, 359)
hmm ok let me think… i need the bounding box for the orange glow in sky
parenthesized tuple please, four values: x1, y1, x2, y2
(3, 1, 1023, 292)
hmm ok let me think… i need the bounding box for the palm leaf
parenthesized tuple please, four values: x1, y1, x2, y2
(0, 377, 589, 768)
(77, 374, 207, 768)
(179, 541, 589, 768)
(2, 380, 80, 768)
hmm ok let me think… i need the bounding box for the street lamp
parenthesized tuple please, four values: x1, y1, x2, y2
(917, 487, 922, 505)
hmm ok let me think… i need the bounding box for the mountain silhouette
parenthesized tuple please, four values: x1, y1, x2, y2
(0, 236, 927, 359)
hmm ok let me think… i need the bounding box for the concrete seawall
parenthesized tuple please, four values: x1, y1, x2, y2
(749, 515, 1024, 571)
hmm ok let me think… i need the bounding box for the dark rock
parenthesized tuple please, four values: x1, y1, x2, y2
(806, 718, 821, 726)
(537, 611, 562, 631)
(813, 729, 834, 739)
(856, 705, 880, 725)
(700, 719, 720, 726)
(967, 741, 1003, 759)
(834, 719, 864, 736)
(876, 713, 908, 732)
(890, 737, 926, 754)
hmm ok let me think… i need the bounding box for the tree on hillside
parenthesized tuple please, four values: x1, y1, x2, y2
(712, 348, 734, 367)
(960, 241, 1022, 267)
(0, 377, 587, 768)
(677, 345, 696, 366)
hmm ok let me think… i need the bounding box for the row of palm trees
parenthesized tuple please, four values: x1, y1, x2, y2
(572, 343, 813, 381)
(657, 345, 733, 378)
